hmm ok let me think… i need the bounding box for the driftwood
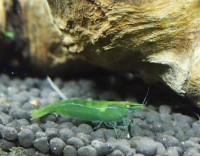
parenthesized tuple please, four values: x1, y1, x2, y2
(1, 0, 200, 106)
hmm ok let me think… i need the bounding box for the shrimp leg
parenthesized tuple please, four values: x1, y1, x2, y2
(93, 122, 103, 131)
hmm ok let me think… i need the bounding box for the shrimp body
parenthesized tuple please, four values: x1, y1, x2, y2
(31, 99, 144, 122)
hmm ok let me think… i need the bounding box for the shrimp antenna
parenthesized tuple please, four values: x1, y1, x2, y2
(193, 112, 200, 120)
(47, 76, 67, 100)
(142, 86, 150, 105)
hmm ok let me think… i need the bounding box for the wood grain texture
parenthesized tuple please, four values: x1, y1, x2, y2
(2, 0, 200, 105)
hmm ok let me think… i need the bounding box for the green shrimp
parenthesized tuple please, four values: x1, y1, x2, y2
(31, 99, 144, 122)
(31, 77, 145, 138)
(31, 99, 144, 138)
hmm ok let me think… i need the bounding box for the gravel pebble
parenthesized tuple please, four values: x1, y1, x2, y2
(130, 137, 157, 156)
(63, 145, 77, 156)
(185, 129, 195, 139)
(188, 137, 200, 143)
(166, 146, 182, 156)
(18, 129, 35, 148)
(182, 140, 200, 149)
(133, 118, 150, 129)
(50, 137, 66, 155)
(175, 128, 187, 141)
(129, 126, 144, 137)
(160, 114, 173, 122)
(6, 119, 29, 132)
(0, 112, 12, 125)
(159, 105, 172, 114)
(0, 102, 10, 115)
(143, 130, 155, 139)
(163, 130, 175, 136)
(192, 121, 200, 137)
(67, 137, 84, 149)
(59, 128, 75, 143)
(9, 107, 30, 120)
(91, 139, 104, 148)
(76, 133, 91, 145)
(155, 142, 166, 155)
(76, 124, 93, 134)
(132, 111, 146, 120)
(91, 140, 113, 155)
(22, 123, 42, 133)
(0, 139, 16, 151)
(108, 149, 125, 156)
(174, 121, 190, 132)
(173, 113, 194, 126)
(40, 121, 58, 130)
(156, 134, 180, 148)
(26, 148, 37, 156)
(0, 124, 4, 137)
(7, 87, 18, 96)
(33, 137, 49, 153)
(115, 144, 135, 155)
(150, 122, 164, 133)
(77, 146, 97, 156)
(91, 129, 106, 141)
(145, 111, 161, 124)
(104, 129, 117, 140)
(2, 127, 18, 141)
(35, 131, 46, 139)
(29, 88, 40, 97)
(183, 147, 200, 156)
(108, 139, 134, 155)
(45, 128, 58, 141)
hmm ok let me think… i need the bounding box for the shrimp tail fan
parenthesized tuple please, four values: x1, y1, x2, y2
(31, 106, 54, 120)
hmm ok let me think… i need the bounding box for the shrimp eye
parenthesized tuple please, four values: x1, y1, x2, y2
(126, 105, 131, 109)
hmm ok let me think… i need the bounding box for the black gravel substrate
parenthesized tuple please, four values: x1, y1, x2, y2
(0, 74, 200, 156)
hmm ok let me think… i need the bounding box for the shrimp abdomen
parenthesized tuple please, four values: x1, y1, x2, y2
(31, 99, 131, 121)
